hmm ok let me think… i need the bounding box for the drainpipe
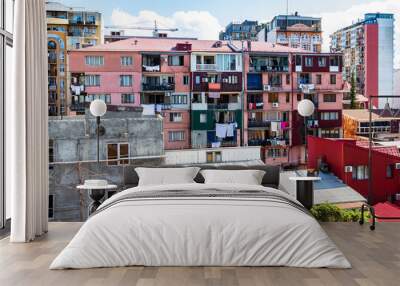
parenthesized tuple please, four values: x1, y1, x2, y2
(289, 52, 294, 165)
(189, 51, 192, 148)
(241, 41, 246, 147)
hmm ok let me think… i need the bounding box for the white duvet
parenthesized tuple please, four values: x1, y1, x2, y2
(50, 183, 351, 269)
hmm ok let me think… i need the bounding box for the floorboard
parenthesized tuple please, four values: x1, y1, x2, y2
(0, 222, 399, 286)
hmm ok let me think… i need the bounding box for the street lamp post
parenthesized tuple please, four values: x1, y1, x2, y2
(297, 99, 315, 165)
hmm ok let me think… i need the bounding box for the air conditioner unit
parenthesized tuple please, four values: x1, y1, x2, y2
(344, 166, 353, 173)
(263, 84, 271, 91)
(272, 102, 279, 108)
(395, 163, 400, 170)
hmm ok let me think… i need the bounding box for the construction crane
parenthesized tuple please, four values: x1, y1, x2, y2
(104, 21, 178, 38)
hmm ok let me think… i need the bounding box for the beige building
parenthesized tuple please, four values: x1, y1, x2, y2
(46, 1, 102, 116)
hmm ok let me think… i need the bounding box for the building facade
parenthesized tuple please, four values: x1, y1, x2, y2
(48, 111, 164, 221)
(68, 37, 346, 165)
(343, 109, 400, 140)
(257, 13, 322, 53)
(244, 43, 344, 165)
(330, 13, 394, 108)
(308, 136, 400, 205)
(219, 20, 262, 41)
(46, 1, 102, 116)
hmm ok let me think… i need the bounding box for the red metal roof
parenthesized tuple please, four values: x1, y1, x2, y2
(374, 202, 400, 222)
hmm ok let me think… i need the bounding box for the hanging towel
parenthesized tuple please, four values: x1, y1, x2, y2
(216, 123, 227, 139)
(271, 122, 278, 132)
(227, 123, 235, 137)
(211, 142, 221, 148)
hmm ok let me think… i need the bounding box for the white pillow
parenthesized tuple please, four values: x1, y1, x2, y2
(135, 167, 200, 186)
(200, 169, 265, 185)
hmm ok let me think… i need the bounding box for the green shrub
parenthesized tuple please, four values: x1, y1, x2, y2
(310, 203, 369, 222)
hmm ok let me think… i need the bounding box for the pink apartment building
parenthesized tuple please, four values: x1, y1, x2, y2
(68, 37, 345, 164)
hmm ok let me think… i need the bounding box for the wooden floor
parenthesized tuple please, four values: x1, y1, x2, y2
(0, 222, 399, 286)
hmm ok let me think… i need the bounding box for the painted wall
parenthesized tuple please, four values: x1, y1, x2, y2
(308, 136, 400, 204)
(364, 23, 379, 108)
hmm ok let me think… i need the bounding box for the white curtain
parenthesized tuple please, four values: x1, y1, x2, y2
(8, 0, 48, 242)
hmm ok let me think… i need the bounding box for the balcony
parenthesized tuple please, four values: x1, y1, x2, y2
(196, 64, 217, 71)
(142, 83, 175, 92)
(248, 121, 269, 128)
(208, 103, 229, 110)
(249, 65, 289, 73)
(208, 83, 221, 91)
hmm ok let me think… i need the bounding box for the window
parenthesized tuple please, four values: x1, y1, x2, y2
(85, 56, 104, 66)
(320, 129, 340, 138)
(321, 112, 339, 120)
(323, 94, 336, 103)
(48, 194, 54, 219)
(352, 166, 369, 180)
(85, 75, 100, 86)
(207, 151, 222, 163)
(316, 74, 322, 85)
(267, 148, 288, 158)
(286, 93, 290, 103)
(120, 75, 133, 87)
(171, 94, 187, 105)
(183, 75, 189, 85)
(268, 93, 279, 103)
(87, 94, 111, 104)
(318, 57, 326, 67)
(121, 94, 135, 104)
(285, 74, 290, 85)
(305, 57, 313, 67)
(168, 55, 184, 66)
(192, 93, 202, 103)
(121, 56, 133, 66)
(216, 54, 237, 71)
(107, 143, 129, 166)
(49, 139, 55, 163)
(200, 113, 207, 123)
(170, 112, 183, 122)
(330, 74, 336, 85)
(0, 0, 15, 228)
(297, 94, 302, 101)
(386, 165, 394, 179)
(169, 131, 185, 142)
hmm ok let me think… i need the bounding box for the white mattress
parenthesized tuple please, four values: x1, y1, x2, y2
(50, 183, 351, 269)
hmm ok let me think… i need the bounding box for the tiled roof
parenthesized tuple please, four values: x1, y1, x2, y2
(356, 141, 400, 157)
(73, 37, 310, 54)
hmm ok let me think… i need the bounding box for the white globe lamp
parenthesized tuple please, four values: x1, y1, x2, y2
(298, 99, 315, 117)
(90, 99, 107, 117)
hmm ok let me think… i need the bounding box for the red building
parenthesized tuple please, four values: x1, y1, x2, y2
(308, 136, 400, 204)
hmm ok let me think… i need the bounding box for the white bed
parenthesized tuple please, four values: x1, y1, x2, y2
(50, 183, 351, 269)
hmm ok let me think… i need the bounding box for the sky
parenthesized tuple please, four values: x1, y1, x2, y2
(60, 0, 400, 67)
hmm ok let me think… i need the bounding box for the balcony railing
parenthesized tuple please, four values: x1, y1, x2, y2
(142, 83, 175, 91)
(248, 121, 269, 128)
(248, 138, 289, 147)
(196, 64, 217, 71)
(142, 65, 161, 72)
(249, 65, 289, 73)
(208, 103, 229, 110)
(248, 102, 264, 110)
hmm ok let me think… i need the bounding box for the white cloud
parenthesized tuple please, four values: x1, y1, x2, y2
(109, 9, 223, 40)
(316, 0, 400, 68)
